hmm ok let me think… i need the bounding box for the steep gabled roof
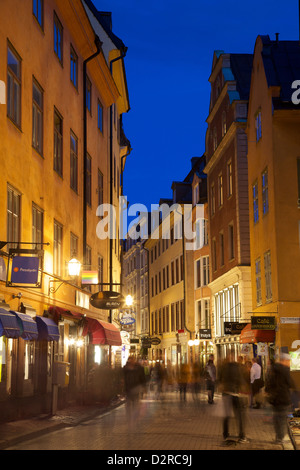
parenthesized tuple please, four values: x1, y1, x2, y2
(258, 35, 300, 107)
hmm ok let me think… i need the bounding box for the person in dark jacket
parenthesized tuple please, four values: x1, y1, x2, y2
(265, 353, 296, 444)
(219, 354, 248, 444)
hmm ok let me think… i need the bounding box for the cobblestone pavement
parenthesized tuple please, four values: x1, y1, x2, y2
(4, 392, 295, 452)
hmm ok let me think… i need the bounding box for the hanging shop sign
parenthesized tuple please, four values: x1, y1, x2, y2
(257, 342, 269, 356)
(199, 329, 212, 340)
(150, 337, 161, 346)
(7, 252, 42, 288)
(141, 338, 152, 348)
(224, 322, 248, 335)
(119, 312, 136, 325)
(251, 316, 276, 330)
(241, 343, 252, 355)
(90, 291, 125, 310)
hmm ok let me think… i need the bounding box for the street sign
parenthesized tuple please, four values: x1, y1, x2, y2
(90, 291, 125, 310)
(119, 312, 136, 325)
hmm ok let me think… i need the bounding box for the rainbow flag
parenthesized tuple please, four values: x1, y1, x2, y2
(81, 270, 98, 285)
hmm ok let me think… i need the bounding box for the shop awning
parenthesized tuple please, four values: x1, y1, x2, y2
(36, 316, 60, 342)
(0, 308, 21, 339)
(240, 323, 275, 344)
(83, 318, 122, 346)
(13, 311, 39, 341)
(48, 306, 83, 322)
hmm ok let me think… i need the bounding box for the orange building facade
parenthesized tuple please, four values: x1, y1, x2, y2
(0, 0, 130, 420)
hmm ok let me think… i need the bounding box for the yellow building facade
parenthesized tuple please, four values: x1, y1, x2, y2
(247, 35, 300, 383)
(0, 0, 130, 419)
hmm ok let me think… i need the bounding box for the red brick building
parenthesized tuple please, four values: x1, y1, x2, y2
(204, 51, 253, 361)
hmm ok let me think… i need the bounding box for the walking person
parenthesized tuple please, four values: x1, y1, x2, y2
(265, 353, 296, 444)
(250, 357, 262, 408)
(219, 354, 248, 444)
(206, 355, 216, 404)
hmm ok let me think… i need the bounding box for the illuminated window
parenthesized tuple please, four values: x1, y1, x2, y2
(255, 258, 262, 305)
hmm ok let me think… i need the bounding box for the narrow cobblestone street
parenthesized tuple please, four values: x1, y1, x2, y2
(6, 392, 294, 452)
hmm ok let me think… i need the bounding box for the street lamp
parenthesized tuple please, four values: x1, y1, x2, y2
(68, 257, 81, 277)
(125, 294, 133, 307)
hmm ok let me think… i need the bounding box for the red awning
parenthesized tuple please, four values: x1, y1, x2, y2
(48, 306, 83, 322)
(240, 323, 275, 344)
(82, 318, 122, 346)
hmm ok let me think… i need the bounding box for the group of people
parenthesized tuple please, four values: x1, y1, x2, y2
(122, 352, 298, 444)
(218, 352, 297, 445)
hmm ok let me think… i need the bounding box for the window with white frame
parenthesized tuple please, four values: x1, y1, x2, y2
(195, 218, 208, 250)
(264, 250, 272, 302)
(214, 285, 239, 337)
(196, 298, 210, 330)
(195, 256, 210, 288)
(255, 257, 262, 305)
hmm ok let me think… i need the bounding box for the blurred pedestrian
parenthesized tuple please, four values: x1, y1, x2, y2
(250, 357, 263, 408)
(219, 354, 248, 444)
(123, 357, 144, 425)
(265, 353, 296, 444)
(206, 355, 216, 404)
(178, 362, 190, 402)
(191, 361, 201, 402)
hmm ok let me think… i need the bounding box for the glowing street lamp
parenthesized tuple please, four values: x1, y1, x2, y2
(125, 294, 133, 307)
(68, 257, 81, 277)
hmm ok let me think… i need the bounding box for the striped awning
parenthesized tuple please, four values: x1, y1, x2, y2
(0, 308, 21, 339)
(36, 316, 60, 342)
(13, 311, 39, 341)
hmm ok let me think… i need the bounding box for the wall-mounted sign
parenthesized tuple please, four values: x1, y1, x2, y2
(90, 291, 124, 310)
(199, 329, 211, 339)
(224, 322, 248, 335)
(150, 337, 161, 346)
(7, 254, 41, 287)
(251, 316, 276, 330)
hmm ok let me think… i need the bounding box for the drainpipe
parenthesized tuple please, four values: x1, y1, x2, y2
(83, 35, 102, 266)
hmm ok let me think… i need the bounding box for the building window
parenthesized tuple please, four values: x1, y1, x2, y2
(70, 46, 78, 89)
(32, 203, 43, 250)
(195, 256, 209, 288)
(54, 13, 63, 64)
(227, 161, 232, 197)
(86, 76, 91, 114)
(264, 250, 272, 302)
(222, 111, 227, 137)
(262, 168, 269, 215)
(219, 232, 224, 266)
(98, 254, 103, 292)
(7, 186, 21, 249)
(7, 43, 21, 128)
(195, 218, 208, 249)
(195, 259, 201, 289)
(32, 79, 43, 155)
(255, 110, 262, 142)
(255, 258, 262, 306)
(197, 299, 210, 330)
(86, 154, 92, 206)
(53, 221, 63, 276)
(218, 173, 223, 207)
(213, 127, 217, 152)
(70, 232, 78, 258)
(297, 158, 300, 208)
(228, 223, 234, 260)
(211, 183, 215, 216)
(98, 100, 103, 132)
(253, 181, 259, 224)
(97, 169, 103, 207)
(54, 109, 63, 176)
(70, 131, 78, 192)
(33, 0, 43, 28)
(212, 238, 217, 272)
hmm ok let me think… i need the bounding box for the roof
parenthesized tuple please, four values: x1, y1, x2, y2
(229, 53, 253, 100)
(258, 35, 300, 107)
(83, 0, 126, 50)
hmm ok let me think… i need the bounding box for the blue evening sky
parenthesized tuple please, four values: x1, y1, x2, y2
(93, 0, 299, 213)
